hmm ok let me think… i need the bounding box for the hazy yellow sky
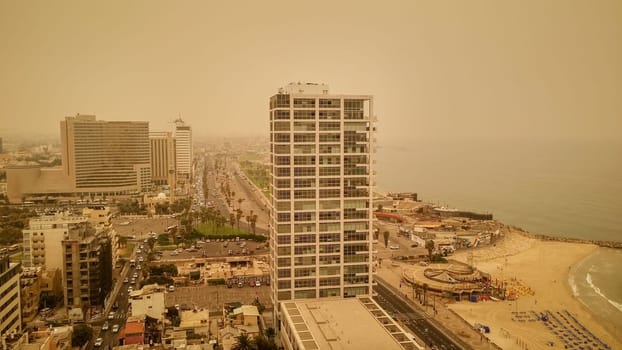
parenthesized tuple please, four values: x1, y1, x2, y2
(0, 0, 620, 142)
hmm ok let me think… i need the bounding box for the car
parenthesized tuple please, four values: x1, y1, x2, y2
(113, 301, 119, 309)
(128, 286, 133, 293)
(136, 249, 142, 254)
(137, 265, 142, 270)
(133, 273, 138, 278)
(94, 338, 103, 347)
(112, 324, 120, 333)
(108, 312, 115, 320)
(237, 282, 243, 288)
(124, 277, 129, 283)
(389, 245, 400, 250)
(255, 281, 261, 287)
(102, 322, 109, 331)
(131, 278, 136, 284)
(168, 285, 175, 292)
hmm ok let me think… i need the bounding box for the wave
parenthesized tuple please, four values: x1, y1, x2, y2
(568, 273, 579, 296)
(586, 270, 622, 313)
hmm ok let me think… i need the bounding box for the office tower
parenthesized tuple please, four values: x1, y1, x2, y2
(0, 253, 21, 335)
(174, 118, 192, 179)
(268, 83, 375, 308)
(22, 214, 89, 270)
(61, 223, 112, 309)
(60, 114, 151, 194)
(149, 132, 176, 187)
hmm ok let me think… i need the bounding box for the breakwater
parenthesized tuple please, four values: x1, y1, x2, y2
(513, 227, 622, 249)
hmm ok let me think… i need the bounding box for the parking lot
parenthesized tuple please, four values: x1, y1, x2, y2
(112, 216, 179, 238)
(158, 240, 269, 260)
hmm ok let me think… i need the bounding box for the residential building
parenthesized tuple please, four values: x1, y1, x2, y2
(268, 83, 375, 310)
(119, 317, 145, 346)
(174, 119, 192, 179)
(20, 267, 41, 324)
(61, 223, 112, 311)
(149, 132, 176, 187)
(8, 326, 72, 350)
(5, 114, 151, 203)
(22, 214, 89, 270)
(128, 284, 165, 320)
(279, 297, 421, 350)
(0, 253, 21, 336)
(82, 205, 112, 229)
(39, 268, 63, 303)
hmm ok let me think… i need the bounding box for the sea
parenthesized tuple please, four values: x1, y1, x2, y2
(376, 137, 622, 338)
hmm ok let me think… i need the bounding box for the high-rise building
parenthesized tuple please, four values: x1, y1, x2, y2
(149, 131, 176, 187)
(0, 253, 22, 336)
(61, 223, 112, 309)
(268, 83, 375, 309)
(60, 114, 151, 193)
(174, 118, 192, 179)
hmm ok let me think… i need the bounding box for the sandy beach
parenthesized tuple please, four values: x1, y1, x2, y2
(446, 230, 621, 350)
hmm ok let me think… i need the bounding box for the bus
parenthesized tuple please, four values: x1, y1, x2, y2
(8, 245, 19, 252)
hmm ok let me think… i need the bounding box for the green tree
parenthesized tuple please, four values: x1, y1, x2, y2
(383, 231, 390, 248)
(425, 239, 435, 262)
(235, 209, 243, 230)
(232, 333, 253, 350)
(71, 324, 93, 347)
(253, 334, 278, 350)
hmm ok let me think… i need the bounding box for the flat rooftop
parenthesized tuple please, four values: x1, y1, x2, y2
(281, 297, 421, 350)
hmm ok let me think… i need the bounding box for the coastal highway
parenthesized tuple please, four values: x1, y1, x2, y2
(373, 280, 468, 350)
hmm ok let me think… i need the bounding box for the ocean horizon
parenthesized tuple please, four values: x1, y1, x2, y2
(376, 137, 622, 337)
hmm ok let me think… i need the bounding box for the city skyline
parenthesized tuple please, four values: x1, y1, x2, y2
(0, 1, 620, 143)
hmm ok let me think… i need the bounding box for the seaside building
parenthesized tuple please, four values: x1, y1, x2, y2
(279, 297, 420, 350)
(149, 131, 177, 188)
(61, 222, 112, 311)
(268, 83, 376, 310)
(174, 118, 192, 180)
(0, 253, 22, 336)
(5, 114, 151, 203)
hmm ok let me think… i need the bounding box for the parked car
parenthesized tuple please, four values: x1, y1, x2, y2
(112, 324, 119, 333)
(108, 312, 115, 320)
(102, 322, 109, 331)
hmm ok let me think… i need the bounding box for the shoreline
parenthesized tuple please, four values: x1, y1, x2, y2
(566, 247, 622, 342)
(447, 230, 621, 349)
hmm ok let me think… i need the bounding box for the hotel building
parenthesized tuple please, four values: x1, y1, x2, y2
(6, 114, 151, 203)
(268, 83, 375, 309)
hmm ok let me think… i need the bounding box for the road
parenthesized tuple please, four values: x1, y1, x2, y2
(88, 239, 150, 349)
(373, 279, 468, 350)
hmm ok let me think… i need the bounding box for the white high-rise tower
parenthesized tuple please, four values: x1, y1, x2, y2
(268, 82, 375, 311)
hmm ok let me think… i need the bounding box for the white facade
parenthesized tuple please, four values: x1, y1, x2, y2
(22, 214, 88, 270)
(129, 284, 166, 320)
(0, 255, 21, 336)
(174, 119, 192, 178)
(269, 84, 375, 307)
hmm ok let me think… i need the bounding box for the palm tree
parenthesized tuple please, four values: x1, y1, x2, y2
(229, 213, 236, 228)
(231, 333, 253, 350)
(235, 209, 243, 230)
(383, 231, 390, 247)
(425, 239, 435, 262)
(250, 214, 258, 234)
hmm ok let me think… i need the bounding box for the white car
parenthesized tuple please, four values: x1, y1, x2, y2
(102, 322, 109, 331)
(112, 324, 120, 333)
(108, 312, 115, 320)
(389, 245, 400, 250)
(94, 338, 103, 347)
